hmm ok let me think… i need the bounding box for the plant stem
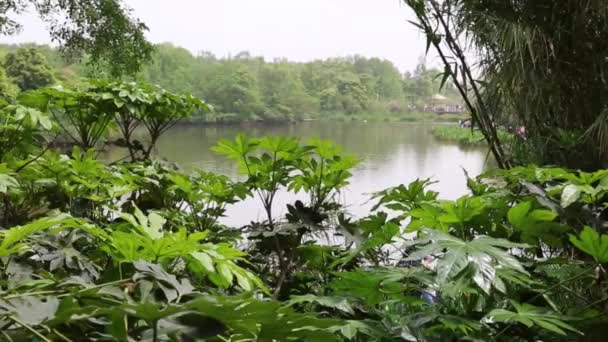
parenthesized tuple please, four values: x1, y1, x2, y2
(9, 316, 51, 342)
(1, 330, 15, 342)
(3, 290, 60, 299)
(53, 329, 73, 342)
(152, 320, 158, 342)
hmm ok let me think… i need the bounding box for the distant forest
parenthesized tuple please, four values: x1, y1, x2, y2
(0, 43, 461, 121)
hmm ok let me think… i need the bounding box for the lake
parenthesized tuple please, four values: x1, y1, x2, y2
(123, 121, 493, 227)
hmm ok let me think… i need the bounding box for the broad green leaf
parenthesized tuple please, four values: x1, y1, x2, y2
(0, 296, 59, 325)
(0, 173, 19, 194)
(561, 184, 581, 208)
(0, 215, 81, 256)
(191, 251, 215, 272)
(507, 201, 567, 245)
(286, 295, 355, 315)
(409, 230, 529, 294)
(569, 226, 608, 263)
(133, 260, 193, 302)
(507, 201, 533, 228)
(217, 262, 234, 285)
(327, 320, 377, 340)
(484, 301, 580, 336)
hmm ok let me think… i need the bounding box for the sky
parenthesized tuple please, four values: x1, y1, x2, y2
(4, 0, 429, 72)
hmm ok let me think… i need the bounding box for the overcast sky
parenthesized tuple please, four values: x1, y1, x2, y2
(4, 0, 429, 72)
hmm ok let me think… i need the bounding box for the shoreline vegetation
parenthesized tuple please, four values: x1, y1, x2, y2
(431, 125, 513, 147)
(184, 111, 468, 124)
(431, 125, 487, 147)
(1, 42, 466, 124)
(2, 0, 608, 340)
(1, 79, 606, 341)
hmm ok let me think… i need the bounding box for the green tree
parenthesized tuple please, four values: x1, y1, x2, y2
(258, 62, 318, 118)
(301, 59, 369, 114)
(3, 47, 56, 91)
(352, 56, 403, 99)
(142, 43, 197, 94)
(1, 0, 152, 76)
(0, 66, 17, 100)
(404, 0, 608, 169)
(0, 41, 464, 120)
(205, 63, 265, 118)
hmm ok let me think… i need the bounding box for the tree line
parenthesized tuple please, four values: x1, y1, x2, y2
(0, 43, 459, 121)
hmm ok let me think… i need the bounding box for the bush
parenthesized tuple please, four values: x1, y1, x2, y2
(1, 82, 607, 341)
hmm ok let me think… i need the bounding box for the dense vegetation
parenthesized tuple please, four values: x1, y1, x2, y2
(0, 43, 461, 122)
(1, 0, 607, 341)
(431, 126, 487, 147)
(432, 126, 513, 148)
(0, 0, 152, 77)
(0, 80, 606, 341)
(406, 0, 608, 169)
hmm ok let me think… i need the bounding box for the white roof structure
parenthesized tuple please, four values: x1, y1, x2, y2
(430, 94, 449, 101)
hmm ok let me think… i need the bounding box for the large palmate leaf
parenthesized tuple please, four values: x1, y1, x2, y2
(190, 243, 268, 293)
(285, 295, 355, 315)
(484, 301, 580, 336)
(0, 214, 83, 257)
(103, 210, 266, 292)
(438, 196, 486, 224)
(569, 226, 608, 263)
(118, 206, 165, 240)
(561, 184, 582, 208)
(0, 167, 19, 194)
(330, 268, 430, 306)
(371, 178, 439, 213)
(211, 134, 258, 165)
(407, 202, 449, 232)
(133, 260, 194, 303)
(408, 229, 530, 294)
(507, 201, 569, 246)
(0, 296, 59, 325)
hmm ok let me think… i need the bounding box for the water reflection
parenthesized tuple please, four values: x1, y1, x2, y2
(116, 121, 493, 226)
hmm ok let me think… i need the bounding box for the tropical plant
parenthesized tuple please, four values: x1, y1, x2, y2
(404, 0, 608, 169)
(3, 47, 56, 91)
(2, 77, 608, 341)
(20, 81, 208, 156)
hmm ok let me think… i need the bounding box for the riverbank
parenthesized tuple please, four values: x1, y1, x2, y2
(317, 111, 467, 123)
(431, 125, 487, 147)
(431, 125, 512, 147)
(182, 111, 469, 125)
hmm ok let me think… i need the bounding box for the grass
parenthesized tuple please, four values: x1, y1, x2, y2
(431, 125, 489, 147)
(182, 111, 469, 124)
(317, 111, 468, 123)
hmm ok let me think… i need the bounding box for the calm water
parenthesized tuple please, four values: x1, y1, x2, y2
(115, 121, 493, 226)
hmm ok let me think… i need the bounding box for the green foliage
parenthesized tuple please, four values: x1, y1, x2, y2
(0, 66, 17, 100)
(432, 125, 513, 147)
(372, 178, 438, 213)
(291, 138, 359, 211)
(20, 80, 208, 155)
(408, 229, 529, 294)
(1, 43, 463, 122)
(432, 125, 486, 146)
(507, 201, 568, 246)
(1, 78, 608, 340)
(0, 1, 152, 76)
(167, 169, 247, 232)
(0, 103, 54, 160)
(569, 226, 608, 263)
(484, 301, 580, 336)
(3, 47, 55, 91)
(0, 214, 81, 256)
(204, 62, 265, 118)
(406, 0, 608, 169)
